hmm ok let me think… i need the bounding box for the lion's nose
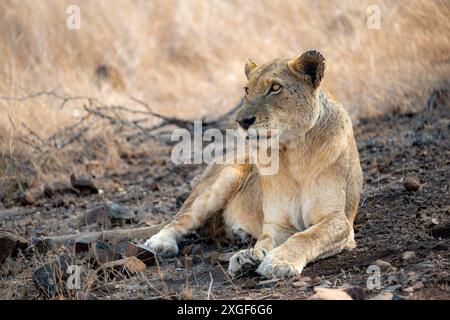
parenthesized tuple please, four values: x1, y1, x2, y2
(236, 116, 256, 130)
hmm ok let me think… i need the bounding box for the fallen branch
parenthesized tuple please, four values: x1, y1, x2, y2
(36, 222, 169, 248)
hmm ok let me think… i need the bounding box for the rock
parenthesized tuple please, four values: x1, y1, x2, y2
(122, 242, 156, 266)
(89, 241, 121, 264)
(0, 231, 28, 263)
(402, 251, 417, 261)
(242, 278, 257, 289)
(431, 223, 450, 239)
(32, 238, 55, 254)
(44, 181, 79, 197)
(403, 281, 424, 293)
(148, 183, 159, 191)
(344, 286, 366, 300)
(73, 237, 95, 254)
(17, 190, 43, 206)
(81, 205, 109, 225)
(70, 174, 99, 195)
(403, 177, 421, 192)
(256, 279, 279, 289)
(102, 257, 146, 277)
(430, 218, 439, 226)
(217, 252, 234, 264)
(383, 284, 402, 293)
(33, 256, 71, 297)
(373, 259, 394, 271)
(385, 272, 401, 286)
(0, 233, 16, 263)
(107, 203, 135, 223)
(308, 287, 353, 300)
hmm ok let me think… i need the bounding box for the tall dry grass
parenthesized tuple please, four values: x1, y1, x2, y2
(1, 0, 449, 193)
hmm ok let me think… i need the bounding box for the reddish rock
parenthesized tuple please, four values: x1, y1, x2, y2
(0, 231, 28, 263)
(70, 174, 99, 195)
(403, 177, 421, 192)
(122, 242, 156, 266)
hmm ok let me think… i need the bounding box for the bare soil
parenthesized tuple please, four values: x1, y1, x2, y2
(0, 90, 449, 300)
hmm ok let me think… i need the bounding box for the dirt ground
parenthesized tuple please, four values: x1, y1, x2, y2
(0, 89, 449, 300)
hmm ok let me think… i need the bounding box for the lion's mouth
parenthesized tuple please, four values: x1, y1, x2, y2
(244, 129, 280, 141)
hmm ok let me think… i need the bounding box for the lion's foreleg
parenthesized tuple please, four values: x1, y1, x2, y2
(145, 166, 247, 257)
(227, 220, 294, 277)
(257, 213, 351, 278)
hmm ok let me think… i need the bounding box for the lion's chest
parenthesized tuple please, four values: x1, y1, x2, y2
(261, 171, 306, 231)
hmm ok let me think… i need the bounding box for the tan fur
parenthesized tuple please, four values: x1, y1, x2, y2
(145, 50, 363, 279)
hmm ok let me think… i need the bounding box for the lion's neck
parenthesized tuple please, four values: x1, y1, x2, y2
(278, 91, 334, 180)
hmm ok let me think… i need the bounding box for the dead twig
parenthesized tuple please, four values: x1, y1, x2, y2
(36, 222, 169, 246)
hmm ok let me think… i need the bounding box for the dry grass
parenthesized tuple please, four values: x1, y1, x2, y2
(0, 0, 449, 192)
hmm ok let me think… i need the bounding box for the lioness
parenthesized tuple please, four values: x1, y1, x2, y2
(145, 50, 363, 279)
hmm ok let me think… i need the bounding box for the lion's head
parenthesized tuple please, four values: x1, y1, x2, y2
(235, 50, 326, 143)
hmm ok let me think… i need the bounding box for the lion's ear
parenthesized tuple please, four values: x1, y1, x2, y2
(288, 50, 325, 89)
(245, 58, 258, 79)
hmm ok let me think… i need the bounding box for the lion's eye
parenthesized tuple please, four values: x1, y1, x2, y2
(244, 87, 249, 95)
(269, 83, 282, 94)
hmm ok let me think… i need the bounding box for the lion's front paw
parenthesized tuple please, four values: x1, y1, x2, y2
(256, 251, 303, 279)
(144, 232, 179, 257)
(227, 248, 266, 278)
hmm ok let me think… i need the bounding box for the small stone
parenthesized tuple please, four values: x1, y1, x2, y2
(17, 190, 43, 206)
(0, 233, 17, 263)
(373, 259, 394, 271)
(33, 256, 70, 297)
(0, 231, 28, 263)
(242, 278, 257, 289)
(402, 251, 417, 261)
(308, 287, 353, 300)
(403, 177, 421, 192)
(344, 286, 366, 300)
(44, 181, 78, 197)
(431, 223, 450, 239)
(383, 284, 402, 293)
(89, 241, 120, 264)
(430, 218, 439, 226)
(123, 242, 155, 266)
(73, 237, 95, 254)
(70, 174, 99, 195)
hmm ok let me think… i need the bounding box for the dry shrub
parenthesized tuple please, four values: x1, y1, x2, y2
(0, 0, 449, 192)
